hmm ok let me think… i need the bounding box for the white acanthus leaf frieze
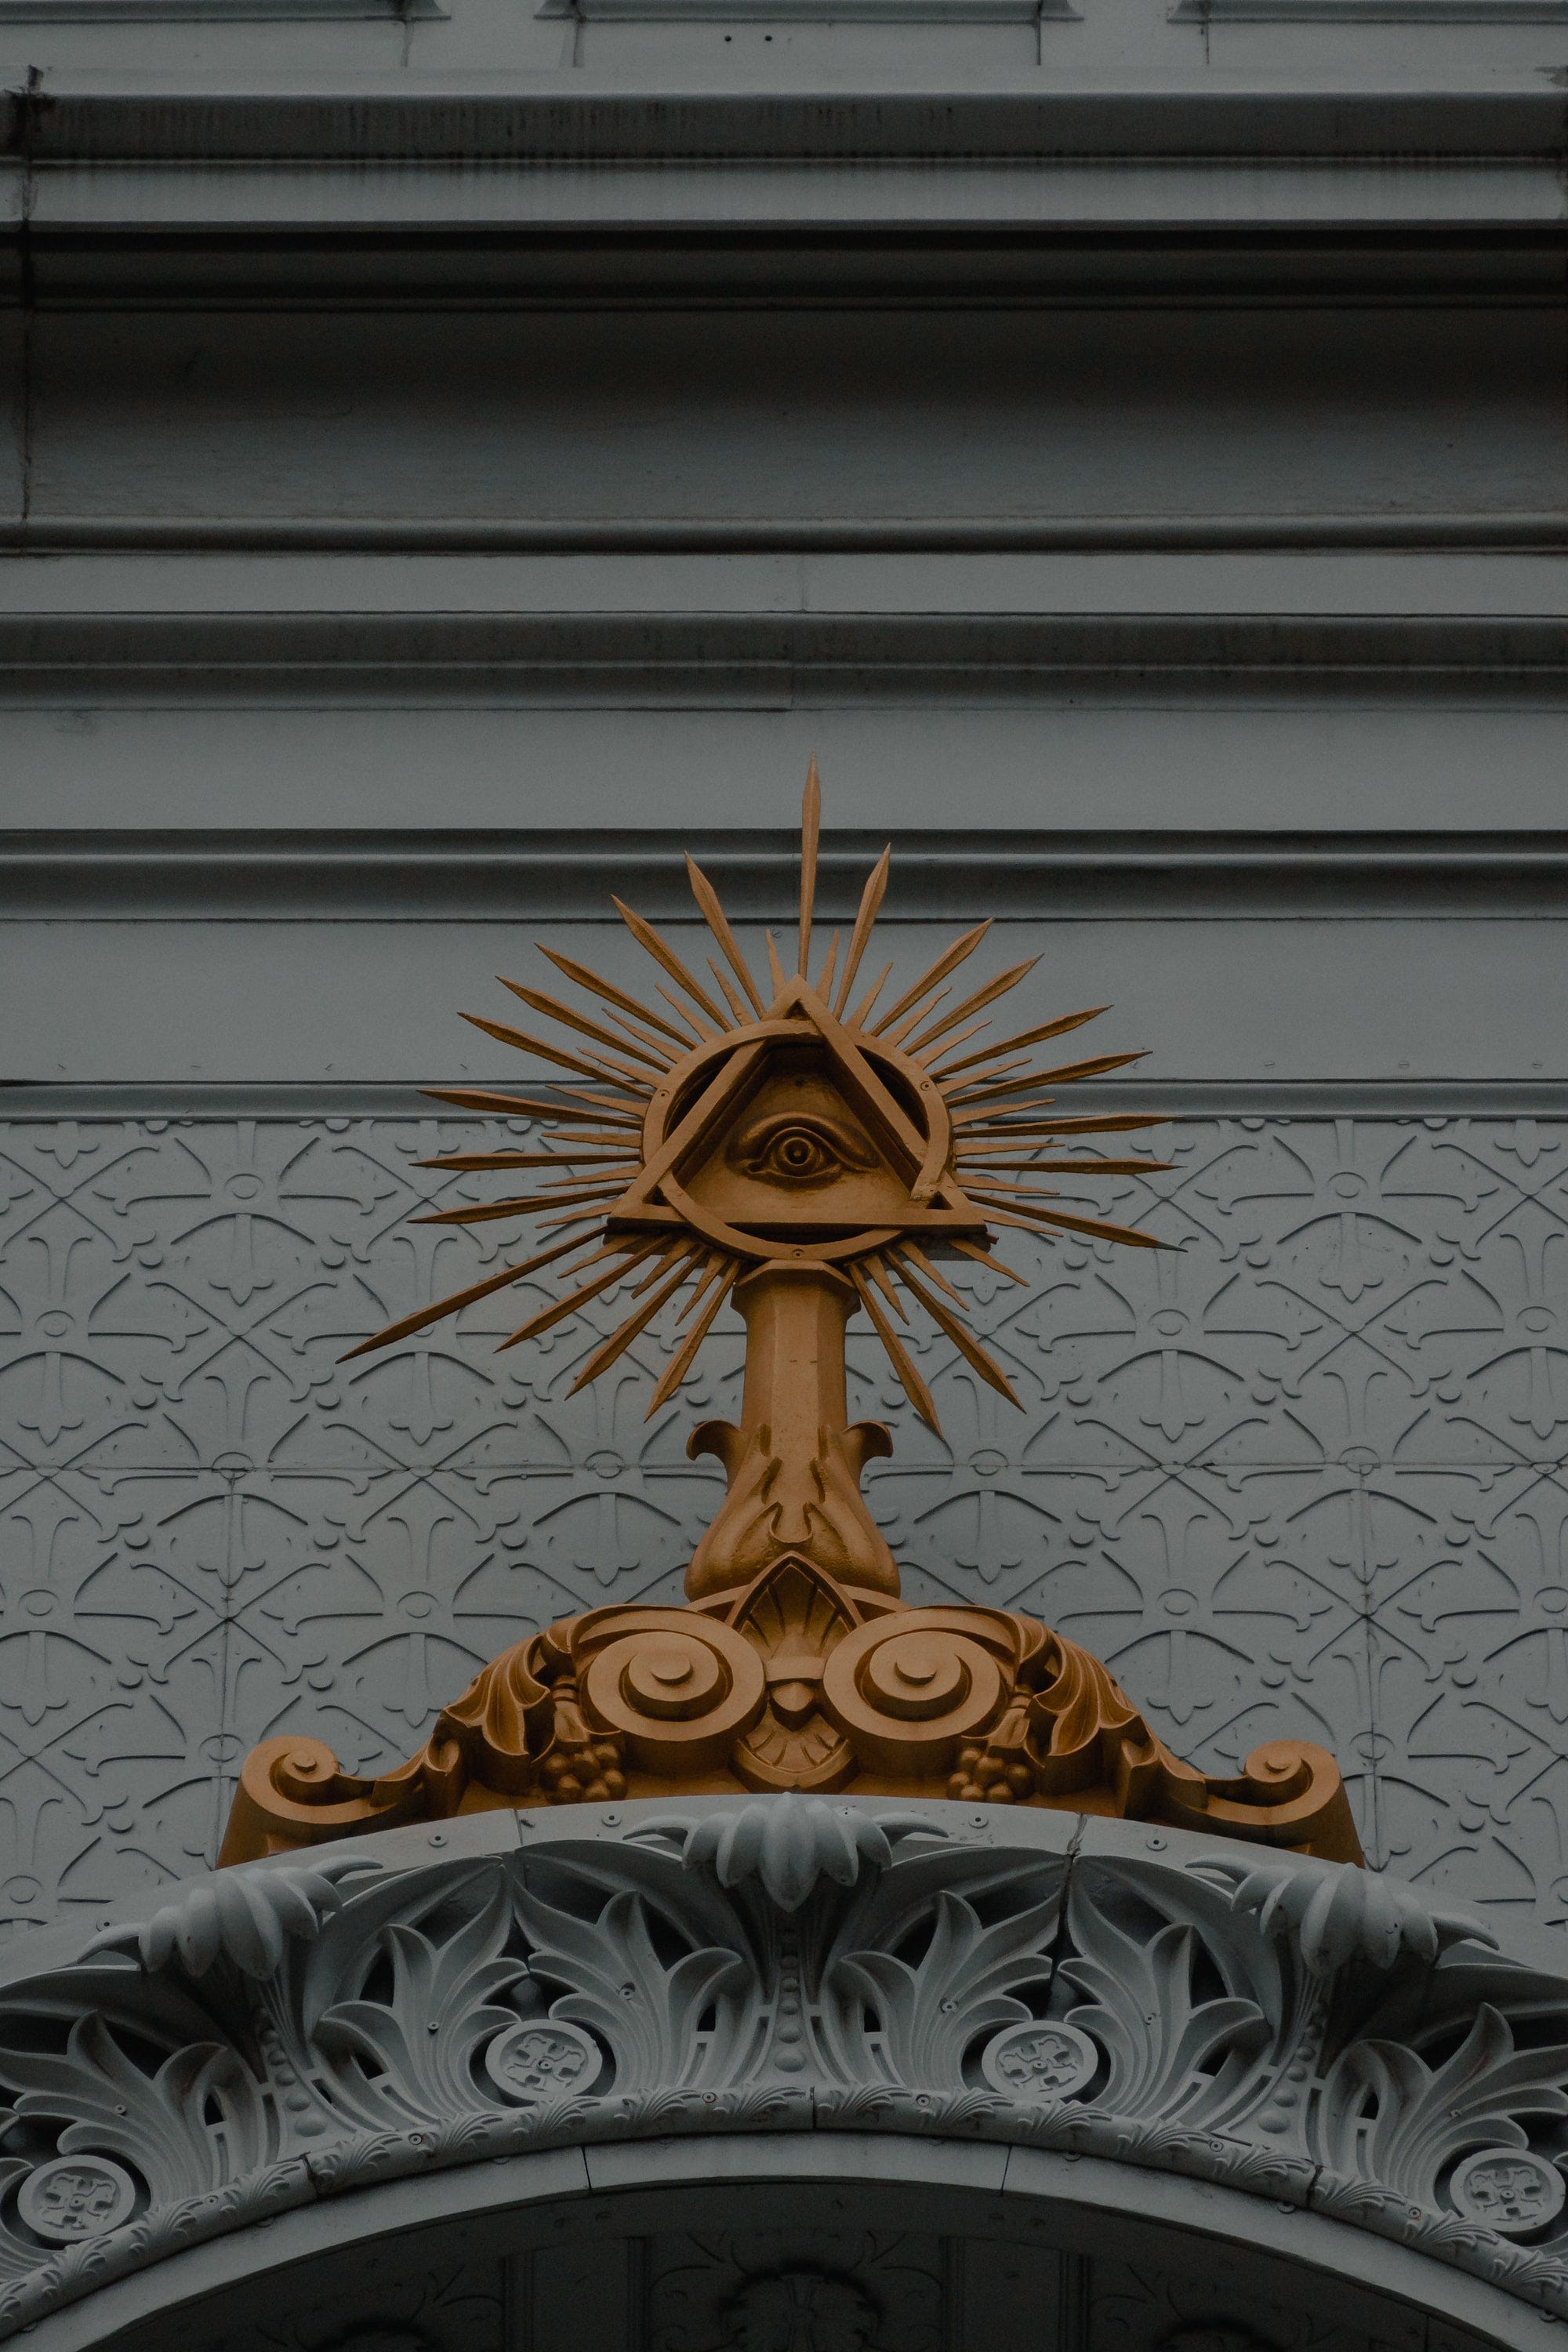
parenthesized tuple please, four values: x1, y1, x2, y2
(0, 1802, 1564, 2337)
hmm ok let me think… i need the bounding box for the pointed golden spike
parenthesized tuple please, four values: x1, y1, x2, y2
(932, 1005, 1108, 1080)
(460, 1012, 653, 1096)
(974, 1113, 1169, 1139)
(654, 983, 720, 1042)
(708, 958, 752, 1025)
(538, 1206, 622, 1237)
(645, 1258, 738, 1417)
(612, 895, 731, 1029)
(799, 756, 821, 977)
(627, 1240, 691, 1298)
(862, 1251, 909, 1323)
(337, 1229, 604, 1362)
(416, 1150, 636, 1172)
(887, 1249, 1022, 1409)
(495, 1239, 662, 1352)
(574, 996, 681, 1067)
(834, 844, 891, 1016)
(953, 1096, 1056, 1128)
(958, 1176, 1062, 1200)
(849, 959, 895, 1029)
(871, 920, 991, 1036)
(896, 1239, 971, 1309)
(568, 1250, 704, 1393)
(686, 854, 767, 1018)
(949, 1236, 1029, 1286)
(956, 1157, 1174, 1178)
(849, 1263, 942, 1435)
(498, 978, 670, 1073)
(884, 987, 949, 1049)
(913, 1016, 989, 1069)
(956, 1135, 1073, 1158)
(815, 929, 840, 1002)
(416, 1180, 624, 1225)
(422, 1087, 636, 1127)
(538, 944, 699, 1051)
(904, 957, 1040, 1056)
(953, 1049, 1148, 1103)
(540, 1082, 641, 1116)
(967, 1195, 1171, 1250)
(765, 928, 787, 997)
(947, 1059, 1034, 1094)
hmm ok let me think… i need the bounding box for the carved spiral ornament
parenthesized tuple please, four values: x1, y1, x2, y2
(820, 1610, 1014, 1773)
(576, 1610, 766, 1773)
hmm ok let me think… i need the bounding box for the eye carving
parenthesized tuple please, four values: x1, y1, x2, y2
(730, 1113, 878, 1188)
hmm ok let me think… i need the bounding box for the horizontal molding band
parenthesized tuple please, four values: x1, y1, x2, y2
(1175, 0, 1568, 13)
(10, 88, 1568, 163)
(12, 251, 1566, 310)
(3, 1080, 1565, 1116)
(542, 0, 1077, 16)
(0, 0, 441, 14)
(7, 516, 1568, 557)
(8, 829, 1568, 920)
(0, 613, 1565, 702)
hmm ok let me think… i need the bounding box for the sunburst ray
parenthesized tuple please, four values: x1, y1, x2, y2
(612, 897, 732, 1030)
(834, 846, 891, 1015)
(686, 854, 767, 1017)
(871, 920, 990, 1036)
(798, 756, 822, 977)
(538, 944, 699, 1051)
(342, 762, 1170, 1426)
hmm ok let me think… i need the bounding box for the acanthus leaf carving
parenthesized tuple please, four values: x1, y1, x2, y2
(5, 1806, 1568, 2334)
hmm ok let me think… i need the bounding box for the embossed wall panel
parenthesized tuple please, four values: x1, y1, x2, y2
(3, 1109, 1566, 1938)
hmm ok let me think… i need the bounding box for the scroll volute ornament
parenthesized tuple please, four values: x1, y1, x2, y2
(219, 766, 1363, 1871)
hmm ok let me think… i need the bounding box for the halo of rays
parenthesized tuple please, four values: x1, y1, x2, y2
(343, 761, 1173, 1432)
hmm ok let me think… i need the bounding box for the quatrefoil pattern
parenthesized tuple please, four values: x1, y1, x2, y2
(4, 1110, 1568, 1934)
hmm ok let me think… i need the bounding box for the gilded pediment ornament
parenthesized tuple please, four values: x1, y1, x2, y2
(222, 768, 1359, 1866)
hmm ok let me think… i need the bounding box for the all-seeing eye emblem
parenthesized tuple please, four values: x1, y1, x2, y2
(350, 759, 1167, 1430)
(729, 1100, 880, 1188)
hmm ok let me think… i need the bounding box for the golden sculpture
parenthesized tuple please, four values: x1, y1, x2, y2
(220, 770, 1360, 1867)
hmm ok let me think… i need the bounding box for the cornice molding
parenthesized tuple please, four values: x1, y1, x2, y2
(12, 86, 1568, 163)
(0, 612, 1563, 703)
(2, 1802, 1566, 2343)
(5, 87, 1568, 255)
(6, 517, 1568, 556)
(5, 829, 1568, 922)
(6, 1079, 1568, 1114)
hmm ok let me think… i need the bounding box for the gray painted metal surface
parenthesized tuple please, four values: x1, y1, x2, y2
(3, 0, 1566, 2006)
(5, 1107, 1568, 1934)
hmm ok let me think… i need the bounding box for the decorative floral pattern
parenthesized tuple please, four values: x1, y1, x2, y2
(0, 1805, 1563, 2336)
(5, 1112, 1568, 1930)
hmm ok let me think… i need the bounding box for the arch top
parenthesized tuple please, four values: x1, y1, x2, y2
(0, 1801, 1561, 2349)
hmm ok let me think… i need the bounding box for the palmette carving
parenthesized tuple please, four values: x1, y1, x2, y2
(3, 1807, 1568, 2339)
